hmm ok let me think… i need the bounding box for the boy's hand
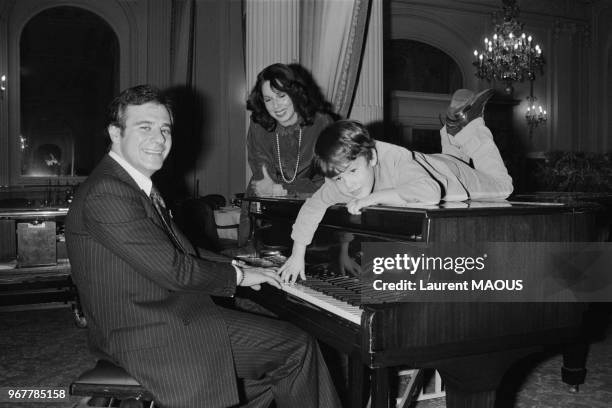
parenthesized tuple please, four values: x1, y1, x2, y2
(278, 254, 306, 284)
(346, 197, 371, 214)
(253, 164, 288, 197)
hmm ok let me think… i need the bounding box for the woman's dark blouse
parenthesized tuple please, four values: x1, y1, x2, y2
(247, 112, 334, 196)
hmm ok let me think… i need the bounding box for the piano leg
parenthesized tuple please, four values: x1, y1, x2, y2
(437, 348, 539, 408)
(370, 367, 392, 408)
(348, 354, 367, 408)
(445, 389, 496, 408)
(560, 301, 612, 392)
(561, 341, 588, 392)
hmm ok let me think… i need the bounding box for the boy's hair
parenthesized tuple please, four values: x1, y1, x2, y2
(314, 120, 375, 178)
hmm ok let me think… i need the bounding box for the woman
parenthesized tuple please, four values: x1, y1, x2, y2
(238, 63, 335, 246)
(245, 63, 335, 198)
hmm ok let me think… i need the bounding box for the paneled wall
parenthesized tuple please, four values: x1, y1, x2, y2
(0, 1, 8, 187)
(591, 1, 612, 153)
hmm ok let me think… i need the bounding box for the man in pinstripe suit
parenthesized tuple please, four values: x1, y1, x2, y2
(66, 85, 340, 408)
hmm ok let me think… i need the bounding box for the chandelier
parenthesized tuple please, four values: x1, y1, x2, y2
(473, 0, 545, 94)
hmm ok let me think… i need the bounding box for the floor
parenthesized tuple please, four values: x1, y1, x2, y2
(0, 303, 610, 408)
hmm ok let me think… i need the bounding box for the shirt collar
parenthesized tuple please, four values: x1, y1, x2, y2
(108, 151, 153, 195)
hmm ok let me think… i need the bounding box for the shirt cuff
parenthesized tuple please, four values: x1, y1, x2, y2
(232, 260, 243, 286)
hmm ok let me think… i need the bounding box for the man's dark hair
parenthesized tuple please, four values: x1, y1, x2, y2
(107, 84, 173, 129)
(247, 63, 328, 132)
(314, 120, 376, 178)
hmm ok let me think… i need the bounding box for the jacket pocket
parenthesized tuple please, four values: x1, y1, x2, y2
(109, 322, 169, 353)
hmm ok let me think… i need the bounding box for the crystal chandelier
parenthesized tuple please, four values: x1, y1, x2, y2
(473, 0, 545, 94)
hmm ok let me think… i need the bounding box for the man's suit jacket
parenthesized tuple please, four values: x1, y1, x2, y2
(66, 155, 240, 407)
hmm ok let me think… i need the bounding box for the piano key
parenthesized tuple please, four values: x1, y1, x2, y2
(281, 282, 363, 325)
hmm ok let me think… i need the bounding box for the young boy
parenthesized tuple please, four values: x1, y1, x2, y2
(278, 88, 513, 283)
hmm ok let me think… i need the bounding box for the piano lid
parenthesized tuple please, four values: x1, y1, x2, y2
(244, 195, 595, 219)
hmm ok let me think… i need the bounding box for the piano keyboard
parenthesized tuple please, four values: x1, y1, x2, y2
(282, 280, 363, 325)
(236, 254, 366, 325)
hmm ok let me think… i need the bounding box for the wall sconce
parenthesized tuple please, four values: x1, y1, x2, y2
(19, 135, 28, 151)
(525, 94, 547, 134)
(0, 74, 6, 100)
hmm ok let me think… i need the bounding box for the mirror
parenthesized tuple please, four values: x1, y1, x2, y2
(19, 6, 119, 177)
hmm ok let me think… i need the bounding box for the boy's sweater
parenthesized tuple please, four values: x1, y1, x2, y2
(291, 118, 513, 245)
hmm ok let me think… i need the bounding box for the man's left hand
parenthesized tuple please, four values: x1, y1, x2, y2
(239, 265, 282, 291)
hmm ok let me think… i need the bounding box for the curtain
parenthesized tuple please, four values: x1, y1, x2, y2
(170, 0, 195, 86)
(300, 0, 371, 118)
(168, 0, 198, 197)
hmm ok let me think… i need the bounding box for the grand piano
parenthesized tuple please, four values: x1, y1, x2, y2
(239, 196, 603, 408)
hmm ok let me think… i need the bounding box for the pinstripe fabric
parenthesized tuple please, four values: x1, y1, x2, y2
(219, 307, 341, 408)
(66, 155, 340, 408)
(66, 155, 238, 407)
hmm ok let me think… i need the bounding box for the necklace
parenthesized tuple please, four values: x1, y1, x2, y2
(275, 126, 302, 183)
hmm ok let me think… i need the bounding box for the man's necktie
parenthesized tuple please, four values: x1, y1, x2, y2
(150, 186, 187, 253)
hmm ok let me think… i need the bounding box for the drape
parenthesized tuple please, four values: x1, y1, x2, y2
(170, 0, 195, 86)
(168, 0, 197, 197)
(300, 0, 371, 119)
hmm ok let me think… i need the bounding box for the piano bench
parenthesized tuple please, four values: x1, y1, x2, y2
(70, 360, 155, 408)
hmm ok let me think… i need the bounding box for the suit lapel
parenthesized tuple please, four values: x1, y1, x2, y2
(98, 155, 144, 192)
(97, 155, 195, 254)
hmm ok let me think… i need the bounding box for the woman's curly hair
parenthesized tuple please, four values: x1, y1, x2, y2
(247, 63, 330, 132)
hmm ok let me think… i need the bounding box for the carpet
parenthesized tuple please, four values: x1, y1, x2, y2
(0, 305, 610, 408)
(0, 306, 93, 408)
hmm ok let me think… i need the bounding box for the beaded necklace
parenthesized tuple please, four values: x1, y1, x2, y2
(275, 126, 302, 184)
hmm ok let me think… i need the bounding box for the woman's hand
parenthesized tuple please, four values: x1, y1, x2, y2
(252, 164, 287, 197)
